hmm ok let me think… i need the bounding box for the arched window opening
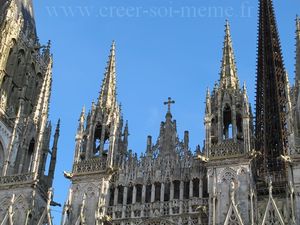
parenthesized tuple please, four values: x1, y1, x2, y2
(93, 124, 110, 157)
(109, 188, 114, 206)
(193, 178, 200, 197)
(136, 184, 142, 203)
(236, 114, 243, 140)
(127, 186, 133, 205)
(223, 105, 233, 140)
(145, 184, 151, 203)
(80, 136, 87, 160)
(173, 180, 180, 199)
(184, 181, 190, 199)
(164, 182, 170, 202)
(154, 182, 161, 202)
(23, 138, 35, 172)
(117, 186, 124, 205)
(203, 177, 208, 198)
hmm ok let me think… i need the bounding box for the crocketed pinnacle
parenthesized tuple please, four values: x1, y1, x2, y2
(219, 20, 239, 89)
(98, 41, 117, 111)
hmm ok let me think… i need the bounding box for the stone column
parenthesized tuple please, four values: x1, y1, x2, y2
(180, 181, 184, 200)
(189, 180, 193, 213)
(142, 185, 146, 203)
(151, 184, 155, 202)
(123, 186, 128, 205)
(170, 182, 174, 200)
(189, 180, 193, 198)
(180, 181, 184, 214)
(160, 183, 165, 202)
(232, 105, 237, 142)
(132, 186, 137, 204)
(114, 188, 118, 205)
(122, 187, 128, 218)
(199, 179, 203, 198)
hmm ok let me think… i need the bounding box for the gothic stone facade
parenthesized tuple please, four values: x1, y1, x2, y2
(0, 0, 59, 224)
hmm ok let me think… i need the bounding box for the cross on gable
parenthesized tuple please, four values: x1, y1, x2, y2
(164, 97, 175, 113)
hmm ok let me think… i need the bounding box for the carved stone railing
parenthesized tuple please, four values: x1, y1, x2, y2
(210, 139, 244, 159)
(73, 157, 107, 174)
(0, 172, 34, 185)
(107, 198, 209, 221)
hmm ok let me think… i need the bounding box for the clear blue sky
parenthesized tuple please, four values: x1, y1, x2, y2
(32, 0, 299, 223)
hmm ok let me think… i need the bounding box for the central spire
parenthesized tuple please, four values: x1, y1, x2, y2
(219, 21, 239, 89)
(98, 41, 117, 111)
(255, 0, 289, 185)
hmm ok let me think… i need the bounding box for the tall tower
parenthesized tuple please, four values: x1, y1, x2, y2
(0, 0, 59, 224)
(62, 42, 126, 225)
(254, 0, 292, 190)
(205, 21, 254, 225)
(290, 16, 300, 225)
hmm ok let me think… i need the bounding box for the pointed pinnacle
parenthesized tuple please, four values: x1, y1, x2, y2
(206, 87, 210, 98)
(81, 106, 85, 116)
(220, 20, 238, 89)
(243, 82, 247, 91)
(111, 40, 116, 55)
(225, 19, 231, 36)
(55, 119, 60, 132)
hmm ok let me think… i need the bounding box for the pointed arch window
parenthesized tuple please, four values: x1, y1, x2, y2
(223, 104, 233, 140)
(127, 186, 133, 204)
(23, 138, 35, 172)
(145, 184, 152, 203)
(154, 182, 161, 202)
(93, 123, 110, 157)
(136, 184, 142, 203)
(173, 180, 180, 199)
(236, 113, 243, 140)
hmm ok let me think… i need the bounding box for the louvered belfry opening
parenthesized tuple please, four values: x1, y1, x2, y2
(255, 0, 289, 194)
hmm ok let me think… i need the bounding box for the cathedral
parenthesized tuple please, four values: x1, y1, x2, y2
(0, 0, 300, 224)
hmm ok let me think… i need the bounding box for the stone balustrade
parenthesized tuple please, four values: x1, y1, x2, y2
(73, 157, 107, 174)
(107, 198, 208, 221)
(210, 139, 244, 158)
(0, 172, 34, 185)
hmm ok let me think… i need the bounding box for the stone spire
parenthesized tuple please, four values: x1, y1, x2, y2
(219, 21, 239, 89)
(255, 0, 289, 185)
(205, 88, 211, 115)
(48, 119, 60, 186)
(33, 43, 53, 125)
(98, 41, 117, 111)
(296, 16, 300, 84)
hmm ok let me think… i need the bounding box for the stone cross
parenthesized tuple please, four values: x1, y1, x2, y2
(164, 97, 175, 112)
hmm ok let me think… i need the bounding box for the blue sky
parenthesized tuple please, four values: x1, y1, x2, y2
(32, 0, 299, 223)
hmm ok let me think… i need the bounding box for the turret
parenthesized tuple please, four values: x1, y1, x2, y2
(205, 21, 250, 153)
(204, 88, 211, 155)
